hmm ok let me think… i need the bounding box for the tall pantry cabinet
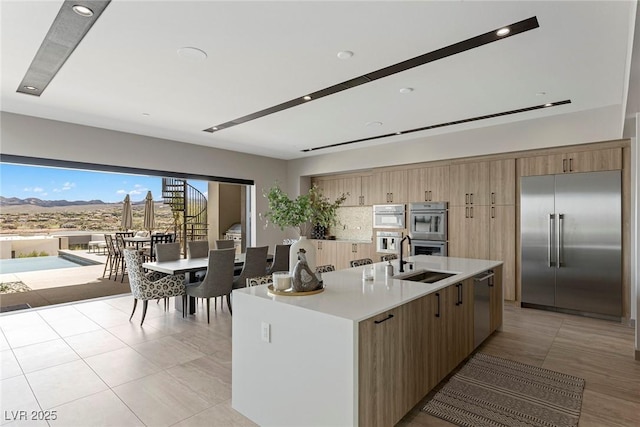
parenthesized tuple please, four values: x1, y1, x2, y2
(449, 159, 516, 300)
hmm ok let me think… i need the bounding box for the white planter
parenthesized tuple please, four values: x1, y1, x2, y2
(289, 236, 316, 275)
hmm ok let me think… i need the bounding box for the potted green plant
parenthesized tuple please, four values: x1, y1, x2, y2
(262, 183, 347, 272)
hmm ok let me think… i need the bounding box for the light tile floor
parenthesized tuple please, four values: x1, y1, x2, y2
(0, 295, 252, 427)
(1, 297, 639, 426)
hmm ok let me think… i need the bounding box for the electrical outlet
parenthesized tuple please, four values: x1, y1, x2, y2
(261, 322, 271, 343)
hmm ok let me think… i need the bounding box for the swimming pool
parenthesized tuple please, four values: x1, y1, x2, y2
(0, 256, 98, 274)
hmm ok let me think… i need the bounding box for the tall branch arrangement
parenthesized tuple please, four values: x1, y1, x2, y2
(261, 183, 347, 237)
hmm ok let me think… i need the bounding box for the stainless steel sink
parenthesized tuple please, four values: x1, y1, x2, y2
(393, 269, 456, 283)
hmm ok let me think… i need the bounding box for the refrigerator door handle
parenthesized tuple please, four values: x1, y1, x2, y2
(548, 214, 555, 267)
(557, 214, 564, 268)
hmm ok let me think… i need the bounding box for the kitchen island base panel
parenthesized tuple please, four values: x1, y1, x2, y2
(232, 291, 357, 426)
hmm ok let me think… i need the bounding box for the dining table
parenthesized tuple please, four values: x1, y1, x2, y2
(142, 252, 272, 314)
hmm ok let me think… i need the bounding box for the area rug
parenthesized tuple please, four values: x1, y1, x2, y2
(422, 353, 585, 427)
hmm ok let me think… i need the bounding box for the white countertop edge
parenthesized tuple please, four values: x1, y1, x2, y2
(234, 255, 503, 322)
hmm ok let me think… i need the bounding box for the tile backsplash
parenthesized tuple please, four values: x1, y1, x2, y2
(328, 206, 373, 241)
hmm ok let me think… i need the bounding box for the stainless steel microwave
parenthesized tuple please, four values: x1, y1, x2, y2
(373, 204, 405, 229)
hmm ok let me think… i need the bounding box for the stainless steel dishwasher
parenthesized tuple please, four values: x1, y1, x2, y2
(473, 270, 494, 349)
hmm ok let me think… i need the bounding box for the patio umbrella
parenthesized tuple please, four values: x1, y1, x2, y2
(121, 194, 133, 230)
(143, 191, 155, 233)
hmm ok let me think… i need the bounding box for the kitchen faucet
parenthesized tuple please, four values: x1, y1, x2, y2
(398, 235, 412, 273)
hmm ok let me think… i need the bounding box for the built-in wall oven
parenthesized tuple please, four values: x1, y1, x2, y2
(372, 204, 405, 229)
(409, 202, 448, 257)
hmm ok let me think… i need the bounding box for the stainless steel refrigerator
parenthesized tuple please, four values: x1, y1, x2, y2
(520, 171, 621, 318)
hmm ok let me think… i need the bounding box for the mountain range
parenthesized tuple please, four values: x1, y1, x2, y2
(0, 196, 108, 207)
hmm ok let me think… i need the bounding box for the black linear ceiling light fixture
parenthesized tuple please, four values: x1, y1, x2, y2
(204, 16, 540, 134)
(16, 0, 111, 96)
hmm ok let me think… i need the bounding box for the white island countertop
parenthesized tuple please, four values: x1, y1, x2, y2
(234, 255, 502, 322)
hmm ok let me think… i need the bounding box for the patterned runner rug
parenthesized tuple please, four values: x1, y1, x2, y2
(423, 353, 585, 427)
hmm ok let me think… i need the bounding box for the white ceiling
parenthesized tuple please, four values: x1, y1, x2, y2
(1, 1, 637, 160)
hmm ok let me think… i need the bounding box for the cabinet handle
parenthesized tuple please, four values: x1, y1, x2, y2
(465, 207, 469, 218)
(465, 193, 469, 204)
(429, 190, 432, 201)
(455, 284, 461, 306)
(569, 158, 573, 172)
(374, 314, 394, 324)
(470, 193, 474, 204)
(459, 283, 463, 305)
(470, 206, 474, 218)
(435, 293, 440, 317)
(389, 192, 393, 202)
(562, 158, 567, 173)
(491, 206, 495, 218)
(491, 192, 495, 205)
(424, 190, 428, 201)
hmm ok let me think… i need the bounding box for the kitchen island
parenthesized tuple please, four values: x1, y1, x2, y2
(232, 255, 503, 427)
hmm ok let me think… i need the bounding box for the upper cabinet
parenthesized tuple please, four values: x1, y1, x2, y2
(371, 170, 407, 204)
(450, 160, 514, 206)
(407, 165, 450, 203)
(519, 148, 622, 176)
(312, 174, 371, 206)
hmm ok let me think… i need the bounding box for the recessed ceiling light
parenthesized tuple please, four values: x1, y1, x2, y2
(536, 91, 547, 96)
(366, 121, 383, 127)
(399, 87, 414, 94)
(177, 47, 207, 62)
(212, 126, 218, 130)
(337, 51, 354, 59)
(396, 131, 402, 135)
(23, 86, 38, 91)
(72, 5, 94, 17)
(544, 103, 553, 107)
(142, 113, 150, 116)
(496, 27, 510, 36)
(303, 95, 312, 101)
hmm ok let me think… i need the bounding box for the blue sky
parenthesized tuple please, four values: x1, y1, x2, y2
(0, 163, 209, 204)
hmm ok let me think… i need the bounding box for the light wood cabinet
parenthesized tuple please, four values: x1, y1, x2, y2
(358, 307, 404, 427)
(407, 165, 450, 203)
(489, 159, 515, 205)
(489, 205, 515, 300)
(371, 170, 407, 204)
(519, 148, 622, 176)
(450, 162, 490, 206)
(450, 206, 515, 300)
(311, 175, 371, 206)
(336, 242, 372, 270)
(314, 239, 337, 268)
(444, 280, 474, 373)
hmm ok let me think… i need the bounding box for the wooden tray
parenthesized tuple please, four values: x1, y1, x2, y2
(267, 284, 324, 296)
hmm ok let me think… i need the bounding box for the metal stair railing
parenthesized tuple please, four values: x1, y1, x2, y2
(162, 178, 208, 256)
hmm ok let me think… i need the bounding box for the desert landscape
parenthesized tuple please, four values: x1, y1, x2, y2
(0, 202, 177, 235)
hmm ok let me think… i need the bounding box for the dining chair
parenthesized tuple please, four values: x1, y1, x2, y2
(350, 258, 373, 267)
(115, 231, 135, 248)
(143, 233, 174, 262)
(150, 242, 182, 309)
(122, 248, 186, 326)
(315, 264, 336, 273)
(215, 239, 235, 250)
(187, 240, 209, 258)
(232, 246, 269, 289)
(381, 254, 398, 262)
(114, 234, 129, 282)
(185, 248, 235, 322)
(102, 234, 118, 279)
(267, 244, 290, 274)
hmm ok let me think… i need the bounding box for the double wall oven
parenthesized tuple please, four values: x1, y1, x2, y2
(409, 202, 448, 256)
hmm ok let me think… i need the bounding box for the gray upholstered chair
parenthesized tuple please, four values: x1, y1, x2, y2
(187, 240, 210, 282)
(381, 254, 398, 262)
(267, 244, 290, 275)
(350, 258, 373, 267)
(215, 239, 235, 250)
(122, 248, 186, 325)
(155, 242, 181, 262)
(185, 248, 235, 322)
(233, 246, 268, 289)
(187, 240, 209, 258)
(315, 264, 336, 273)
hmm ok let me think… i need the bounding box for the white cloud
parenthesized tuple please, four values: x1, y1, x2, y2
(33, 187, 44, 193)
(62, 182, 75, 190)
(116, 189, 126, 194)
(129, 189, 143, 196)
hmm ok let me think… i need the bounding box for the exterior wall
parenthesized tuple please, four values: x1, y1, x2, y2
(0, 237, 60, 259)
